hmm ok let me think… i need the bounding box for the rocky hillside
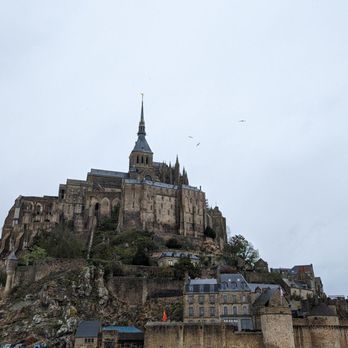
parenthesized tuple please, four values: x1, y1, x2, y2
(0, 263, 182, 347)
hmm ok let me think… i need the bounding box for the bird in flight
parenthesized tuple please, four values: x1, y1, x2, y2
(188, 136, 193, 139)
(239, 119, 246, 123)
(196, 143, 200, 147)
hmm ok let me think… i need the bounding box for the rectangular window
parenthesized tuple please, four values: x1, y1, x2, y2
(199, 295, 204, 304)
(242, 295, 246, 302)
(233, 306, 238, 315)
(232, 295, 237, 303)
(209, 295, 215, 304)
(189, 307, 194, 317)
(241, 319, 253, 330)
(210, 307, 216, 317)
(199, 307, 204, 317)
(223, 294, 227, 303)
(223, 306, 228, 315)
(188, 296, 194, 304)
(243, 305, 249, 314)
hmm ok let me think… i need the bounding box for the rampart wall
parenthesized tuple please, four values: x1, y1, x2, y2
(108, 276, 184, 305)
(144, 322, 264, 348)
(13, 258, 87, 286)
(292, 317, 348, 348)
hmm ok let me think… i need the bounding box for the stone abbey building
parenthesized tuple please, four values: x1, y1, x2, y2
(0, 101, 227, 256)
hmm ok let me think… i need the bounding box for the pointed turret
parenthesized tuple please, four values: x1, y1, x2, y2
(174, 155, 180, 184)
(129, 95, 154, 173)
(138, 94, 146, 136)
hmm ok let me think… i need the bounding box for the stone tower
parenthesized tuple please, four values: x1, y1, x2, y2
(4, 251, 18, 297)
(129, 96, 155, 180)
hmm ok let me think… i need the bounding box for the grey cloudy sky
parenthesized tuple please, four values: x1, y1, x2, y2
(1, 1, 347, 294)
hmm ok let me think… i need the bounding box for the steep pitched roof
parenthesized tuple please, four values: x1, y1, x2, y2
(132, 134, 153, 153)
(253, 288, 278, 307)
(75, 320, 101, 338)
(219, 274, 251, 292)
(309, 303, 336, 317)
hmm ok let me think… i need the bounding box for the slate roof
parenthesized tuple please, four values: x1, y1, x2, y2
(248, 283, 280, 292)
(219, 274, 251, 292)
(253, 288, 278, 307)
(132, 134, 153, 153)
(189, 279, 217, 285)
(89, 169, 129, 178)
(159, 252, 199, 260)
(7, 251, 18, 261)
(102, 326, 142, 333)
(75, 320, 101, 338)
(309, 303, 337, 317)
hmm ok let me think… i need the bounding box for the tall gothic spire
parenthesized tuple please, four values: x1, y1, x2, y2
(138, 93, 146, 136)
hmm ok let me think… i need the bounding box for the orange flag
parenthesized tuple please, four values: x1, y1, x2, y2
(162, 309, 168, 322)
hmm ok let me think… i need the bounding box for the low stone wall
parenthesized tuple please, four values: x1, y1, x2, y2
(144, 322, 264, 348)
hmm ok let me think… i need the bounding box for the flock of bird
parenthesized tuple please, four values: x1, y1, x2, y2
(188, 120, 246, 147)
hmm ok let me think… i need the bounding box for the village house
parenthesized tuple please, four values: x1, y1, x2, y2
(74, 320, 101, 348)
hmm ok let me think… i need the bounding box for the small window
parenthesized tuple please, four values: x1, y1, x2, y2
(199, 307, 204, 317)
(189, 307, 194, 317)
(223, 294, 227, 303)
(210, 295, 215, 304)
(210, 307, 216, 317)
(232, 295, 237, 303)
(233, 306, 238, 315)
(223, 306, 228, 315)
(243, 305, 248, 315)
(199, 295, 204, 304)
(188, 296, 194, 304)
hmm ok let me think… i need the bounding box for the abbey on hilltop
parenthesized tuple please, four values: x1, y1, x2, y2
(0, 100, 227, 256)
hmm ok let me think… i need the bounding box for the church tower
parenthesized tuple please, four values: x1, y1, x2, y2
(129, 96, 155, 180)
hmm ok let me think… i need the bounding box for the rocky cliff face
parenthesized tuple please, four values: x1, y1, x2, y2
(0, 263, 182, 347)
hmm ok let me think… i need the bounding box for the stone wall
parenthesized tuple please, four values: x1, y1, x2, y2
(144, 322, 264, 348)
(293, 318, 348, 348)
(107, 276, 184, 305)
(14, 259, 87, 286)
(260, 307, 295, 348)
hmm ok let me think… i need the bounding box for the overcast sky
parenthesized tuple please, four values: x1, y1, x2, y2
(1, 1, 347, 295)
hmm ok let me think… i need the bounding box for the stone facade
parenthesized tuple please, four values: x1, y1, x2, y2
(183, 274, 253, 330)
(144, 322, 265, 348)
(0, 101, 227, 257)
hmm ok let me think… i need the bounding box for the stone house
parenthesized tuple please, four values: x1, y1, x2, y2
(102, 326, 144, 348)
(74, 320, 101, 348)
(157, 251, 200, 267)
(183, 274, 254, 331)
(254, 258, 269, 273)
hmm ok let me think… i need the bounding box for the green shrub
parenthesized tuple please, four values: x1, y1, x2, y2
(165, 238, 182, 249)
(19, 246, 48, 265)
(132, 246, 150, 266)
(0, 269, 6, 287)
(35, 223, 83, 259)
(173, 257, 201, 280)
(204, 226, 216, 239)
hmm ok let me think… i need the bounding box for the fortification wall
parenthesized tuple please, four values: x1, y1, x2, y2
(144, 322, 264, 348)
(14, 258, 87, 286)
(108, 276, 184, 305)
(260, 307, 295, 348)
(293, 322, 348, 348)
